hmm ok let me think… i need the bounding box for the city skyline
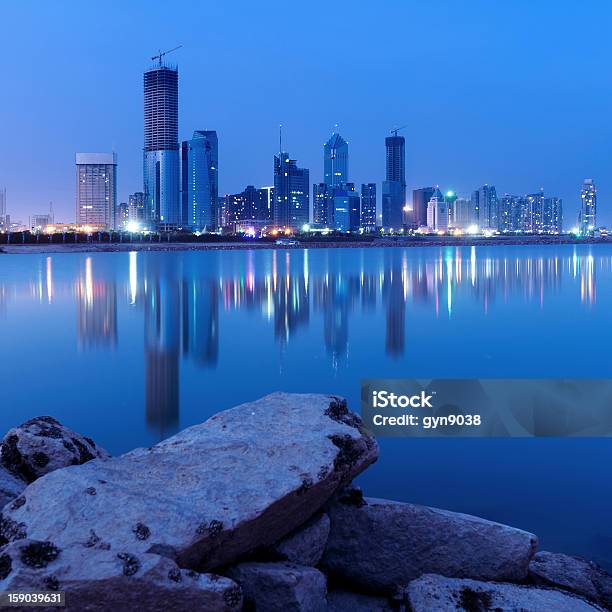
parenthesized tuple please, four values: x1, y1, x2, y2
(1, 1, 611, 225)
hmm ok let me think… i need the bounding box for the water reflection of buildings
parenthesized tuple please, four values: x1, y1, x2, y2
(76, 257, 117, 349)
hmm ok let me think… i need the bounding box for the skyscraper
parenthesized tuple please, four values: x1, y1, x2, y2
(412, 187, 435, 229)
(361, 183, 377, 229)
(0, 187, 6, 229)
(225, 185, 272, 224)
(580, 179, 597, 234)
(181, 130, 218, 231)
(313, 183, 330, 226)
(382, 134, 406, 228)
(75, 153, 117, 228)
(144, 65, 179, 230)
(451, 197, 476, 229)
(128, 192, 145, 224)
(273, 153, 309, 230)
(324, 132, 348, 187)
(332, 183, 360, 231)
(472, 185, 498, 231)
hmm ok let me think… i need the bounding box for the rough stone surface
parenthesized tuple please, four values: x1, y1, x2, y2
(271, 513, 330, 566)
(530, 551, 612, 609)
(0, 417, 109, 483)
(0, 394, 377, 571)
(0, 539, 242, 611)
(321, 494, 537, 595)
(226, 561, 326, 612)
(0, 467, 26, 509)
(406, 574, 605, 612)
(327, 589, 394, 611)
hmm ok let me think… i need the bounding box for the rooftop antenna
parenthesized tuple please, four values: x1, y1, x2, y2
(151, 45, 183, 67)
(390, 125, 407, 137)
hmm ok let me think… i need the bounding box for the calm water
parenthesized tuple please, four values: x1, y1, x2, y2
(1, 245, 611, 567)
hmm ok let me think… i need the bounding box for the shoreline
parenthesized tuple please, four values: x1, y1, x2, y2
(1, 235, 610, 255)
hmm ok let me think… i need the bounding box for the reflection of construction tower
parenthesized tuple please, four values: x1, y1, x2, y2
(76, 257, 117, 349)
(144, 259, 180, 439)
(383, 255, 405, 357)
(182, 278, 219, 366)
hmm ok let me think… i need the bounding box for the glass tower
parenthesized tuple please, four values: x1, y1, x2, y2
(382, 135, 406, 229)
(273, 153, 309, 230)
(580, 179, 597, 234)
(361, 183, 377, 229)
(75, 153, 117, 229)
(324, 132, 348, 187)
(181, 130, 218, 231)
(144, 66, 179, 230)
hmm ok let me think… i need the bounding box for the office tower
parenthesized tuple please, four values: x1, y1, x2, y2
(116, 203, 129, 229)
(499, 194, 528, 232)
(75, 153, 117, 228)
(260, 186, 274, 221)
(332, 183, 360, 231)
(452, 197, 476, 229)
(225, 186, 273, 225)
(412, 187, 435, 229)
(426, 188, 449, 231)
(273, 153, 309, 230)
(144, 65, 179, 230)
(543, 197, 562, 233)
(472, 184, 498, 231)
(382, 134, 406, 228)
(324, 132, 348, 187)
(128, 192, 145, 224)
(361, 183, 377, 229)
(180, 130, 218, 231)
(580, 179, 597, 234)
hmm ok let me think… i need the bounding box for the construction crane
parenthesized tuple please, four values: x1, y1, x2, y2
(390, 125, 407, 137)
(151, 45, 183, 67)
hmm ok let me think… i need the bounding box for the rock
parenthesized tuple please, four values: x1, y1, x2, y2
(0, 539, 242, 611)
(0, 416, 109, 483)
(226, 562, 326, 612)
(321, 494, 537, 595)
(271, 513, 330, 566)
(327, 589, 394, 611)
(406, 573, 604, 612)
(1, 394, 377, 571)
(530, 551, 612, 609)
(0, 467, 26, 508)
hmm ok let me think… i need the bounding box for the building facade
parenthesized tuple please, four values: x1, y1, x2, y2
(273, 153, 309, 230)
(580, 179, 597, 234)
(128, 192, 145, 224)
(324, 132, 348, 187)
(75, 153, 117, 229)
(361, 183, 377, 229)
(412, 187, 435, 229)
(225, 185, 273, 225)
(471, 184, 498, 231)
(426, 188, 449, 231)
(144, 65, 179, 230)
(332, 183, 360, 231)
(181, 130, 218, 231)
(451, 197, 476, 229)
(382, 134, 406, 229)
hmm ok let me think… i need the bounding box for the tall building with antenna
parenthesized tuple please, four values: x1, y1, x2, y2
(382, 128, 406, 229)
(144, 48, 180, 230)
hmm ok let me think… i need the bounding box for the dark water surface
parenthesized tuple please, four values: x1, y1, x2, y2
(1, 245, 610, 567)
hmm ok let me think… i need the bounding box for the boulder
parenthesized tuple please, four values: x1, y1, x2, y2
(0, 394, 377, 572)
(0, 416, 109, 483)
(270, 513, 330, 566)
(0, 467, 26, 508)
(0, 539, 242, 611)
(327, 589, 394, 611)
(321, 494, 537, 595)
(529, 551, 612, 609)
(226, 562, 326, 612)
(406, 574, 604, 612)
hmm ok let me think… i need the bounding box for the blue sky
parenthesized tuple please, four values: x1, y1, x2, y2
(1, 0, 611, 225)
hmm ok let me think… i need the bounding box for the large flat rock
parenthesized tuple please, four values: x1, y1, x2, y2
(0, 394, 377, 572)
(1, 416, 109, 483)
(0, 539, 242, 611)
(406, 574, 604, 612)
(226, 561, 326, 612)
(530, 551, 612, 609)
(321, 493, 537, 595)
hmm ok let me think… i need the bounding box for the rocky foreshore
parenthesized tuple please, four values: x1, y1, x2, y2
(0, 394, 609, 611)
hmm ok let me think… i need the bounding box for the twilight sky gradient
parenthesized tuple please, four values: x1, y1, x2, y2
(1, 0, 611, 225)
